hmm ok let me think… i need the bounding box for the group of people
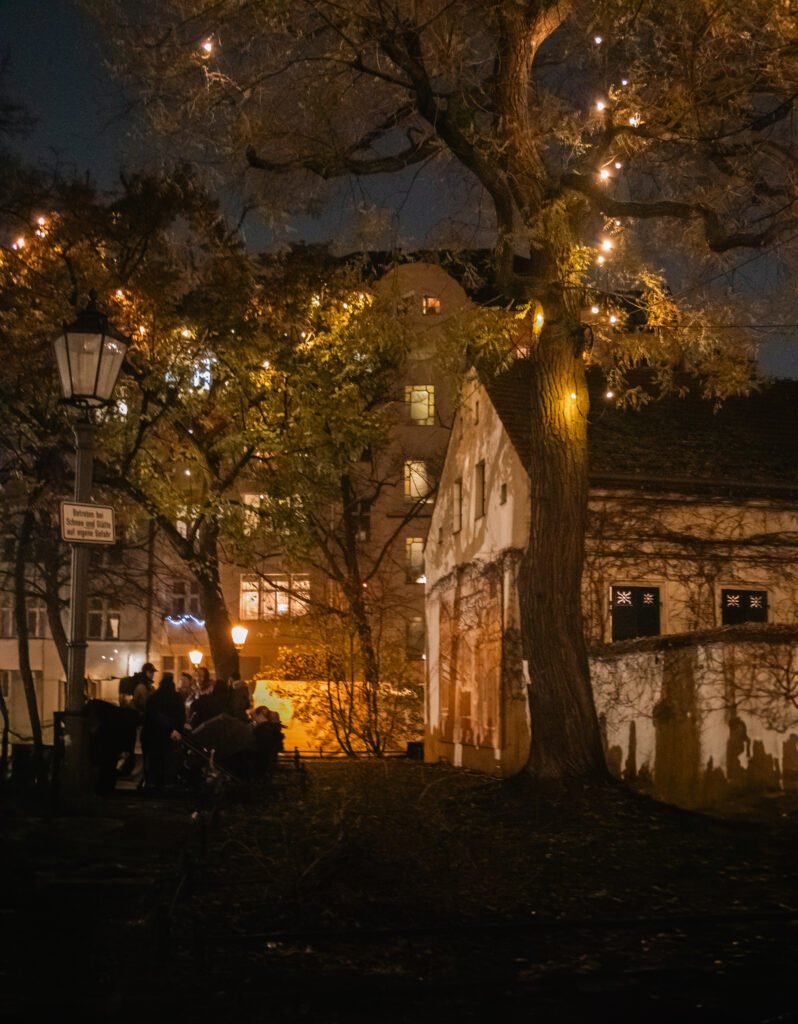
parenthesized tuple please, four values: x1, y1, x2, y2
(114, 662, 283, 792)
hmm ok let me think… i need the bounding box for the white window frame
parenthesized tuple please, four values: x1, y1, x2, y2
(88, 597, 121, 641)
(405, 384, 435, 426)
(240, 573, 310, 620)
(405, 538, 425, 583)
(404, 460, 433, 503)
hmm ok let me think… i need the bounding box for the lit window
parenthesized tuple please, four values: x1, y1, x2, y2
(241, 493, 263, 534)
(404, 460, 433, 502)
(88, 598, 121, 641)
(610, 586, 660, 642)
(474, 461, 486, 519)
(240, 573, 310, 620)
(405, 385, 435, 426)
(422, 295, 441, 315)
(406, 617, 426, 660)
(721, 589, 768, 626)
(406, 538, 425, 583)
(452, 479, 463, 533)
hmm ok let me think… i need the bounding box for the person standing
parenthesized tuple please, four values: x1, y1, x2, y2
(141, 672, 185, 792)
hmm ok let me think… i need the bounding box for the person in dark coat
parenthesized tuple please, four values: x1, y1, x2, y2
(141, 672, 185, 791)
(189, 678, 230, 729)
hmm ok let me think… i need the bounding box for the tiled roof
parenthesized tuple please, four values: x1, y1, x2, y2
(484, 363, 798, 496)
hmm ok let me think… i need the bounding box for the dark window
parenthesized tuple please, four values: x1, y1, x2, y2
(88, 598, 121, 640)
(610, 586, 661, 641)
(500, 482, 507, 505)
(475, 461, 486, 519)
(170, 579, 201, 618)
(356, 500, 371, 542)
(452, 479, 462, 533)
(406, 617, 426, 660)
(721, 589, 768, 625)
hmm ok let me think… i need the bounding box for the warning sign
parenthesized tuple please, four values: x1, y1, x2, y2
(60, 502, 116, 545)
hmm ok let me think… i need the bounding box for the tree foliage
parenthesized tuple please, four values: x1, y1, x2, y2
(84, 1, 798, 778)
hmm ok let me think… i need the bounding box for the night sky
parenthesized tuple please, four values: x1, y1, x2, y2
(1, 0, 796, 377)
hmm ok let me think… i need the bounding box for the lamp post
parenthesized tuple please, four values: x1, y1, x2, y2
(188, 649, 204, 668)
(53, 296, 128, 797)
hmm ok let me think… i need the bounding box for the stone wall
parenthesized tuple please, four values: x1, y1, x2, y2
(591, 626, 798, 807)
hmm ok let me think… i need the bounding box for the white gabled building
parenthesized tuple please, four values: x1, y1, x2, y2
(424, 362, 798, 807)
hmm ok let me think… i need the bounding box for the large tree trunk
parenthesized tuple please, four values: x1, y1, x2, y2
(517, 292, 608, 779)
(196, 526, 239, 680)
(339, 474, 383, 754)
(199, 573, 239, 681)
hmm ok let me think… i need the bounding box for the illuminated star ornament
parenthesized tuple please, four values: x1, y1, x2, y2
(726, 595, 740, 607)
(616, 591, 633, 605)
(643, 593, 655, 605)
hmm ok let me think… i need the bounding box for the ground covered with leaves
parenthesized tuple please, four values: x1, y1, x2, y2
(2, 760, 796, 1022)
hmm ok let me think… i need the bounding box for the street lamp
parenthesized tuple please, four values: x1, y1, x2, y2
(188, 649, 204, 667)
(231, 625, 248, 651)
(53, 295, 129, 797)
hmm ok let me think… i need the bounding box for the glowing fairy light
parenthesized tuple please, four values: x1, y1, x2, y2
(14, 237, 25, 249)
(614, 161, 622, 169)
(621, 79, 629, 86)
(591, 305, 600, 315)
(570, 392, 577, 400)
(594, 35, 603, 44)
(201, 39, 213, 55)
(609, 315, 618, 323)
(139, 325, 146, 335)
(629, 114, 640, 127)
(615, 220, 621, 226)
(605, 391, 614, 399)
(116, 289, 125, 298)
(36, 216, 46, 226)
(165, 613, 206, 628)
(597, 255, 605, 264)
(600, 169, 611, 180)
(262, 360, 270, 369)
(181, 328, 191, 338)
(596, 101, 606, 111)
(534, 312, 544, 329)
(601, 239, 613, 251)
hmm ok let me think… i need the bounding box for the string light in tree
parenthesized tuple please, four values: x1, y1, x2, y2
(201, 39, 214, 56)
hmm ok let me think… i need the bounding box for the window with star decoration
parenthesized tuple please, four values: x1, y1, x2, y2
(721, 589, 768, 626)
(610, 586, 661, 642)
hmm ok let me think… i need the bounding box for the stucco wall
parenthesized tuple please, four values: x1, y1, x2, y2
(592, 632, 798, 806)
